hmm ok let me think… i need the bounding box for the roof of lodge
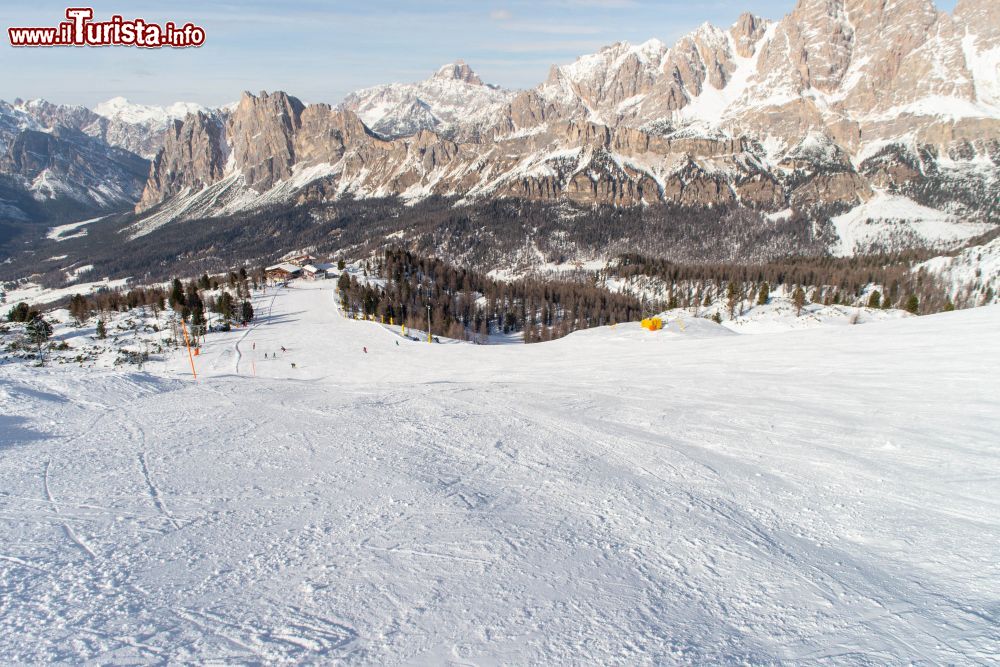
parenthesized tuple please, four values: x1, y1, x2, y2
(265, 263, 303, 274)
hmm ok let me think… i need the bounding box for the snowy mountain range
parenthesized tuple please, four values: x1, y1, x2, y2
(0, 96, 206, 229)
(1, 0, 998, 257)
(340, 61, 514, 140)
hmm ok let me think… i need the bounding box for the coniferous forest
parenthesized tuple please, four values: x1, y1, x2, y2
(336, 249, 646, 342)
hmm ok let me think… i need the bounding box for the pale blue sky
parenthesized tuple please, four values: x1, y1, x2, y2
(0, 0, 960, 108)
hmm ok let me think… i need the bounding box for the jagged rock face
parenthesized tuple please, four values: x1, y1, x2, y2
(339, 62, 514, 141)
(137, 111, 228, 211)
(433, 61, 483, 85)
(89, 98, 209, 159)
(4, 97, 205, 160)
(1, 127, 147, 196)
(227, 91, 304, 191)
(731, 12, 767, 57)
(957, 0, 1000, 43)
(129, 0, 999, 241)
(9, 98, 99, 133)
(0, 100, 149, 221)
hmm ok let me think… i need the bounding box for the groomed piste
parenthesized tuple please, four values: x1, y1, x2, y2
(1, 281, 998, 663)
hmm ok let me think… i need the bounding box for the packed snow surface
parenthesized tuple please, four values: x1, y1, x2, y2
(1, 282, 998, 663)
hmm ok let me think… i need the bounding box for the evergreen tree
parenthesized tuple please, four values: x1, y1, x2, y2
(668, 289, 679, 310)
(726, 281, 740, 320)
(943, 299, 955, 312)
(216, 292, 235, 321)
(191, 303, 206, 328)
(793, 286, 806, 316)
(25, 316, 53, 359)
(169, 279, 185, 310)
(867, 290, 882, 309)
(185, 282, 204, 320)
(96, 319, 107, 339)
(757, 282, 770, 306)
(240, 300, 254, 324)
(905, 294, 919, 314)
(6, 302, 32, 322)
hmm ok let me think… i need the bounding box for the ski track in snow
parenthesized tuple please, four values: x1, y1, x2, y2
(137, 449, 181, 531)
(234, 285, 282, 376)
(0, 281, 998, 663)
(43, 459, 97, 561)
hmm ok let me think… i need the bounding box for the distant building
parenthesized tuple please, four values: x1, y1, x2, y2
(265, 263, 303, 282)
(285, 253, 316, 267)
(302, 264, 328, 280)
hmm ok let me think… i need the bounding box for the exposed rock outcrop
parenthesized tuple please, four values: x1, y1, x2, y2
(129, 0, 1000, 237)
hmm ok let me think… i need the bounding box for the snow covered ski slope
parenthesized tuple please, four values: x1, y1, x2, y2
(1, 282, 998, 663)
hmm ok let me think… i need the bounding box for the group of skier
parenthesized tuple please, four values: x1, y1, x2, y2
(253, 341, 289, 360)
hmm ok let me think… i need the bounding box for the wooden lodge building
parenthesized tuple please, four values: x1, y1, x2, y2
(265, 253, 333, 283)
(265, 263, 303, 282)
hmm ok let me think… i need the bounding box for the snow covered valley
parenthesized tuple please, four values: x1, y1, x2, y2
(1, 282, 998, 663)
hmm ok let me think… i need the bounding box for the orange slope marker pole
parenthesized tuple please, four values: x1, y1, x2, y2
(180, 318, 198, 380)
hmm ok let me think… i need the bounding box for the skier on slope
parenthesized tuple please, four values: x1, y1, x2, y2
(363, 347, 368, 354)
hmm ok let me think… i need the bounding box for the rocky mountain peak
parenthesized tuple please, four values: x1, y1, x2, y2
(955, 0, 1000, 41)
(93, 96, 207, 126)
(97, 0, 998, 247)
(433, 61, 483, 85)
(225, 91, 306, 191)
(730, 12, 769, 57)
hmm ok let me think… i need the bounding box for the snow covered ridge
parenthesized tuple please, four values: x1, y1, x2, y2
(120, 0, 1000, 245)
(338, 61, 514, 140)
(0, 94, 224, 224)
(5, 0, 1000, 253)
(92, 97, 208, 125)
(1, 281, 998, 662)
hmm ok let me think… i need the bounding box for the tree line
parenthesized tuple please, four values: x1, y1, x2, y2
(6, 267, 261, 352)
(337, 248, 647, 342)
(607, 251, 968, 315)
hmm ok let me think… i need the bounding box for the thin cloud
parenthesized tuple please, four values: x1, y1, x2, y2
(553, 0, 639, 7)
(489, 9, 513, 20)
(490, 39, 608, 53)
(499, 22, 602, 34)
